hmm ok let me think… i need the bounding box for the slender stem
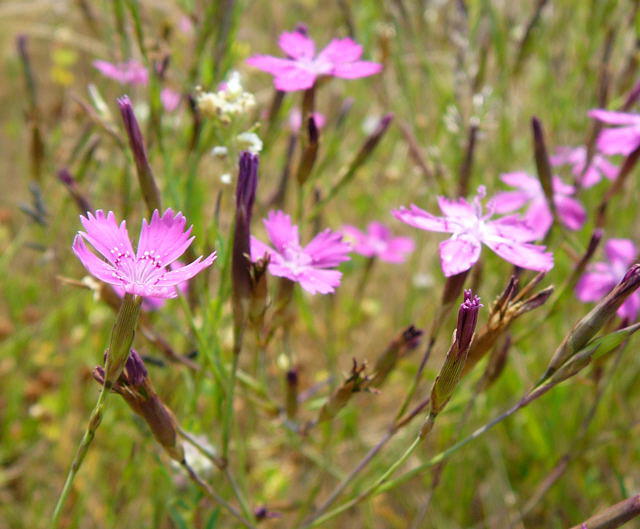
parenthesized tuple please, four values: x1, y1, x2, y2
(304, 382, 556, 528)
(181, 460, 257, 529)
(52, 383, 110, 527)
(222, 350, 240, 461)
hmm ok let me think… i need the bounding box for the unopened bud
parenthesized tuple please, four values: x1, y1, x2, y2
(543, 263, 640, 380)
(318, 359, 375, 423)
(232, 152, 259, 339)
(372, 325, 423, 387)
(58, 168, 92, 214)
(117, 95, 162, 215)
(429, 291, 481, 417)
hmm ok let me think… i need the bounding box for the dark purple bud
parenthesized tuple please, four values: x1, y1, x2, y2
(117, 95, 161, 215)
(124, 349, 148, 387)
(232, 152, 259, 344)
(255, 506, 282, 520)
(402, 325, 423, 350)
(235, 151, 259, 218)
(455, 289, 482, 354)
(531, 116, 556, 220)
(58, 168, 92, 214)
(295, 24, 308, 36)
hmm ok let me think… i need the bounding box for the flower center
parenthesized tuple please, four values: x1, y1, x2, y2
(282, 243, 312, 274)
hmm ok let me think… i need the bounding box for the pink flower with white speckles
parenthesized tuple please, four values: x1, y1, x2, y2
(576, 239, 640, 321)
(250, 210, 350, 294)
(72, 209, 216, 298)
(492, 172, 586, 239)
(246, 27, 381, 92)
(589, 109, 640, 156)
(550, 145, 618, 188)
(392, 186, 553, 277)
(93, 60, 149, 85)
(342, 222, 414, 263)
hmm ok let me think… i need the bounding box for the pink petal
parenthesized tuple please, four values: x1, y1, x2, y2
(318, 38, 363, 64)
(437, 196, 475, 218)
(486, 215, 537, 243)
(588, 109, 640, 125)
(273, 67, 318, 91)
(367, 221, 391, 241)
(575, 271, 616, 302)
(523, 201, 553, 240)
(555, 196, 586, 231)
(392, 205, 456, 233)
(332, 61, 382, 79)
(490, 190, 530, 214)
(618, 293, 640, 320)
(154, 252, 216, 288)
(550, 146, 583, 166)
(551, 176, 575, 196)
(380, 237, 415, 263)
(296, 268, 343, 295)
(596, 126, 640, 156)
(595, 156, 618, 180)
(72, 235, 123, 286)
(500, 171, 538, 191)
(278, 31, 315, 59)
(161, 88, 181, 112)
(136, 209, 194, 267)
(304, 229, 351, 267)
(263, 210, 299, 252)
(439, 235, 481, 277)
(484, 238, 553, 272)
(93, 60, 148, 85)
(246, 55, 296, 75)
(580, 165, 603, 188)
(79, 210, 135, 265)
(604, 239, 637, 268)
(250, 236, 280, 262)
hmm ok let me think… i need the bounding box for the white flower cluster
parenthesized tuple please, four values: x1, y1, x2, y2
(196, 71, 256, 123)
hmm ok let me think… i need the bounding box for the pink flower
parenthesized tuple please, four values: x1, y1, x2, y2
(576, 239, 639, 320)
(342, 222, 414, 263)
(250, 210, 351, 294)
(246, 28, 382, 92)
(93, 60, 149, 85)
(112, 262, 188, 311)
(73, 209, 216, 298)
(589, 109, 640, 156)
(289, 109, 326, 132)
(550, 146, 618, 188)
(392, 186, 553, 277)
(161, 87, 181, 112)
(492, 172, 586, 239)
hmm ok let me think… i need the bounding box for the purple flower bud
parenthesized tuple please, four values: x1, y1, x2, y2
(232, 152, 259, 331)
(455, 289, 482, 354)
(58, 168, 92, 214)
(117, 95, 162, 215)
(124, 349, 148, 387)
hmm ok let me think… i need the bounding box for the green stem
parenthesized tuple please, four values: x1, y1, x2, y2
(222, 347, 241, 461)
(51, 383, 110, 527)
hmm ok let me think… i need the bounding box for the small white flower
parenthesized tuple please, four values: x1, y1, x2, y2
(220, 173, 232, 185)
(196, 71, 256, 123)
(211, 146, 228, 158)
(236, 131, 263, 153)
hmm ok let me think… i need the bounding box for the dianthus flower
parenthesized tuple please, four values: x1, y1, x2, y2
(342, 222, 414, 263)
(246, 27, 381, 92)
(550, 145, 618, 188)
(93, 59, 149, 85)
(73, 209, 216, 298)
(250, 210, 350, 294)
(392, 186, 553, 277)
(575, 238, 640, 321)
(589, 109, 640, 156)
(492, 171, 585, 239)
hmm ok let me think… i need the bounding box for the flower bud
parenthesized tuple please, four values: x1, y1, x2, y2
(425, 290, 481, 434)
(317, 359, 376, 424)
(543, 263, 640, 380)
(232, 152, 259, 342)
(117, 95, 162, 215)
(372, 325, 423, 387)
(58, 168, 92, 214)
